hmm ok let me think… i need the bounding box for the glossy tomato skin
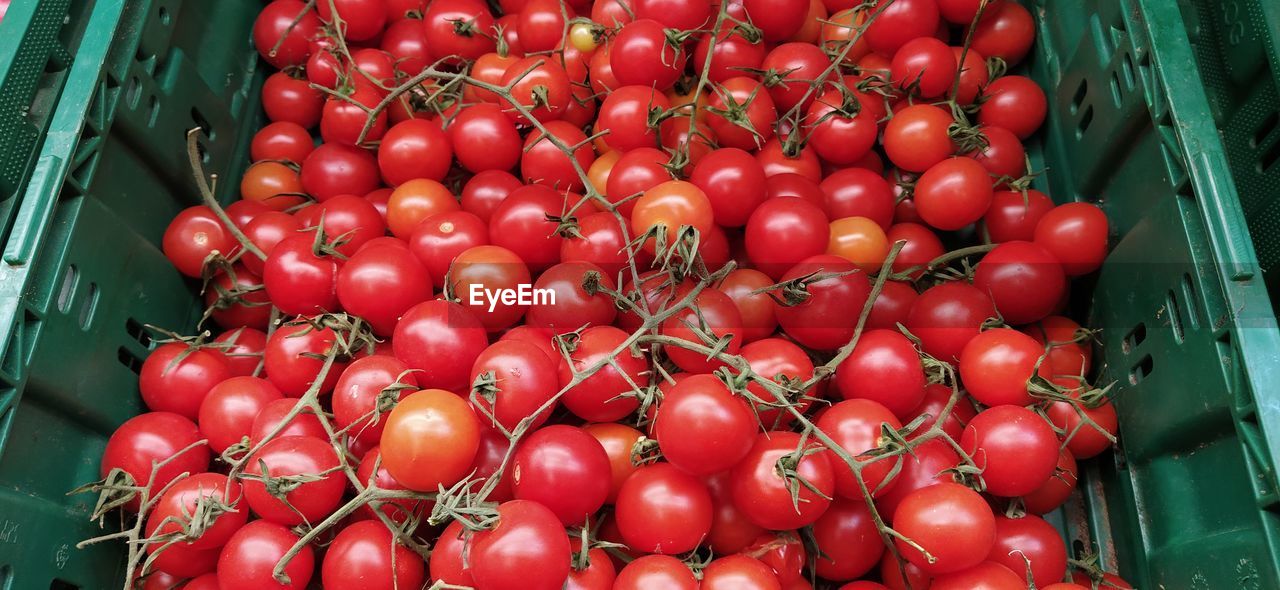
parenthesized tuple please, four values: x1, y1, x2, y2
(692, 148, 769, 227)
(930, 561, 1025, 590)
(659, 287, 743, 373)
(775, 255, 872, 351)
(512, 425, 612, 525)
(448, 103, 522, 173)
(469, 339, 561, 431)
(611, 19, 687, 89)
(614, 555, 698, 590)
(719, 268, 779, 342)
(216, 520, 314, 590)
(139, 343, 231, 420)
(263, 322, 348, 397)
(730, 431, 835, 530)
(905, 281, 997, 362)
(262, 72, 323, 128)
(322, 520, 425, 590)
(409, 210, 490, 286)
(974, 240, 1067, 325)
(253, 1, 321, 69)
(875, 439, 960, 518)
(470, 500, 573, 590)
(655, 374, 757, 475)
(386, 178, 461, 238)
(811, 498, 884, 580)
(979, 75, 1047, 139)
(707, 77, 778, 150)
(560, 325, 647, 422)
(819, 168, 895, 230)
(294, 195, 387, 257)
(816, 399, 903, 499)
(583, 422, 644, 503)
(615, 463, 714, 554)
(300, 143, 381, 203)
(163, 206, 237, 278)
(738, 337, 816, 427)
(251, 121, 314, 164)
(429, 520, 475, 586)
(914, 157, 995, 231)
(890, 37, 957, 98)
(249, 398, 327, 444)
(450, 244, 533, 332)
(379, 119, 453, 185)
(701, 555, 783, 590)
(262, 233, 342, 316)
(102, 413, 211, 511)
(807, 89, 879, 166)
(336, 243, 432, 336)
(961, 405, 1059, 497)
(745, 197, 831, 279)
(1034, 202, 1109, 276)
(206, 265, 272, 330)
(883, 104, 954, 172)
(198, 376, 283, 453)
(958, 327, 1049, 406)
(422, 0, 496, 61)
(971, 2, 1035, 65)
(762, 42, 833, 112)
(864, 0, 939, 56)
(392, 300, 489, 392)
(380, 389, 481, 491)
(986, 514, 1068, 587)
(970, 124, 1024, 179)
(212, 328, 268, 377)
(526, 261, 617, 331)
(835, 329, 927, 419)
(488, 185, 568, 273)
(332, 355, 420, 447)
(866, 280, 919, 331)
(147, 473, 247, 551)
(984, 188, 1054, 243)
(243, 435, 344, 526)
(1046, 393, 1118, 460)
(893, 482, 996, 575)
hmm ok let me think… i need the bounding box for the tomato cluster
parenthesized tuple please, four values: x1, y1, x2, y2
(97, 0, 1134, 589)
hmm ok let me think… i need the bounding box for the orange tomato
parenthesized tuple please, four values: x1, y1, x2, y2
(240, 161, 307, 211)
(828, 216, 890, 272)
(386, 178, 460, 237)
(630, 180, 715, 254)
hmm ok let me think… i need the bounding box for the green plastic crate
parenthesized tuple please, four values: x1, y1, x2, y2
(0, 0, 261, 587)
(0, 0, 1278, 588)
(1177, 0, 1280, 308)
(0, 0, 98, 265)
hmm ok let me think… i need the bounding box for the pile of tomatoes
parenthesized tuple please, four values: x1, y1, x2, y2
(90, 0, 1133, 588)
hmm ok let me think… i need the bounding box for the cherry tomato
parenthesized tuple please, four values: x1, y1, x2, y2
(979, 75, 1047, 139)
(890, 37, 957, 98)
(906, 281, 997, 362)
(701, 555, 782, 590)
(828, 216, 890, 272)
(730, 431, 834, 530)
(719, 268, 779, 342)
(930, 561, 1025, 590)
(707, 77, 778, 150)
(502, 56, 573, 122)
(101, 413, 211, 511)
(973, 240, 1066, 324)
(691, 148, 769, 227)
(986, 514, 1067, 587)
(611, 19, 687, 89)
(615, 463, 713, 554)
(212, 328, 268, 377)
(249, 398, 326, 445)
(163, 206, 237, 278)
(819, 168, 895, 230)
(812, 498, 884, 580)
(392, 300, 489, 391)
(422, 0, 497, 61)
(336, 243, 432, 335)
(695, 28, 768, 83)
(614, 555, 698, 590)
(216, 520, 314, 590)
(893, 482, 995, 574)
(263, 321, 348, 397)
(883, 104, 955, 172)
(970, 2, 1035, 65)
(527, 261, 618, 331)
(961, 405, 1059, 496)
(450, 244, 533, 331)
(1034, 202, 1109, 276)
(470, 500, 573, 590)
(864, 0, 940, 56)
(380, 388, 481, 491)
(834, 329, 926, 419)
(958, 327, 1051, 406)
(386, 178, 459, 238)
(251, 121, 315, 164)
(816, 399, 903, 499)
(301, 143, 381, 203)
(774, 254, 871, 350)
(583, 422, 644, 503)
(806, 89, 879, 166)
(469, 339, 561, 431)
(147, 473, 247, 550)
(983, 188, 1054, 243)
(659, 286, 743, 373)
(522, 120, 596, 191)
(378, 119, 453, 185)
(139, 343, 231, 420)
(560, 325, 647, 422)
(322, 520, 424, 590)
(745, 197, 831, 279)
(198, 376, 283, 453)
(655, 374, 756, 475)
(513, 425, 611, 525)
(253, 1, 321, 69)
(762, 42, 832, 112)
(243, 435, 344, 525)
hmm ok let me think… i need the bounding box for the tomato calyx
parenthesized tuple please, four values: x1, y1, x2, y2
(773, 444, 834, 511)
(705, 85, 768, 146)
(754, 267, 857, 307)
(629, 436, 663, 467)
(285, 313, 379, 361)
